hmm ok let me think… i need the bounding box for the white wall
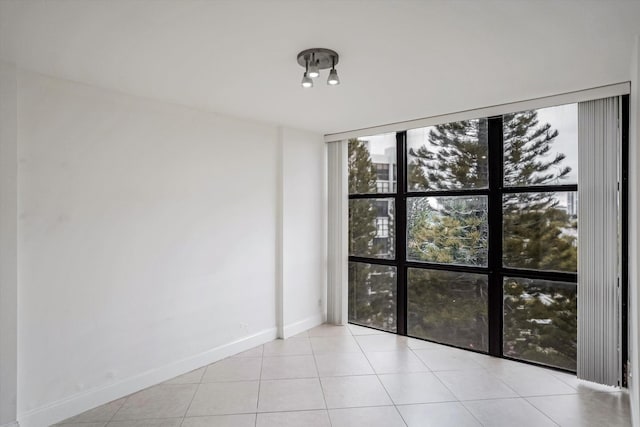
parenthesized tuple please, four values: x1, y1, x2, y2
(629, 35, 640, 427)
(280, 127, 327, 337)
(0, 61, 18, 427)
(10, 70, 325, 427)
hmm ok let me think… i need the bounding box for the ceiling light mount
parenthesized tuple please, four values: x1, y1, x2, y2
(297, 48, 340, 88)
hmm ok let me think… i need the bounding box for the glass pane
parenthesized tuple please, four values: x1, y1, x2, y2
(408, 268, 488, 351)
(349, 199, 395, 259)
(348, 134, 396, 194)
(407, 196, 488, 267)
(503, 277, 577, 371)
(407, 119, 488, 191)
(503, 191, 577, 272)
(504, 104, 577, 187)
(348, 262, 397, 332)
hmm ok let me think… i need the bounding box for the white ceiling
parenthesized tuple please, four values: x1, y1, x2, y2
(1, 0, 639, 135)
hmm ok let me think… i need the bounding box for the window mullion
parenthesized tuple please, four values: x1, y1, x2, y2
(487, 116, 504, 357)
(396, 131, 408, 336)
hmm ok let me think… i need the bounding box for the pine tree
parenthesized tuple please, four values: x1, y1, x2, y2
(407, 110, 577, 368)
(348, 139, 396, 331)
(406, 118, 490, 267)
(405, 120, 490, 347)
(503, 111, 570, 187)
(407, 118, 488, 190)
(408, 269, 489, 351)
(349, 139, 378, 195)
(500, 112, 577, 368)
(502, 111, 576, 272)
(503, 278, 576, 370)
(408, 197, 488, 266)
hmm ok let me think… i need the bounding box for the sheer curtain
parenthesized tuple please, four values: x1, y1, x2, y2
(577, 96, 622, 386)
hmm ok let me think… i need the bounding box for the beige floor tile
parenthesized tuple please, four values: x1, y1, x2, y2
(310, 336, 361, 354)
(527, 392, 631, 427)
(365, 350, 429, 374)
(260, 355, 317, 379)
(111, 384, 196, 420)
(406, 337, 444, 350)
(256, 410, 331, 427)
(435, 370, 518, 401)
(550, 371, 623, 393)
(202, 357, 261, 382)
(307, 324, 351, 337)
(186, 381, 259, 416)
(263, 338, 312, 356)
(329, 406, 406, 427)
(181, 414, 256, 427)
(320, 375, 392, 408)
(378, 372, 456, 404)
(107, 419, 182, 427)
(467, 352, 529, 371)
(231, 345, 264, 358)
(413, 348, 484, 371)
(463, 397, 557, 427)
(355, 334, 409, 352)
(347, 324, 387, 336)
(494, 368, 578, 396)
(257, 378, 325, 412)
(314, 352, 373, 377)
(164, 367, 205, 385)
(61, 398, 126, 423)
(56, 423, 107, 427)
(397, 402, 481, 427)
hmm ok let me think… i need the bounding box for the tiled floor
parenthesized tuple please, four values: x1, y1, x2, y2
(55, 323, 632, 427)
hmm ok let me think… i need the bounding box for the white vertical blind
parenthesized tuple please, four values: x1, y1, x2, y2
(327, 140, 349, 325)
(577, 97, 621, 386)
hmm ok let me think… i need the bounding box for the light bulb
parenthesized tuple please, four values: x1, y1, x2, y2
(308, 60, 320, 78)
(301, 72, 313, 88)
(327, 68, 340, 85)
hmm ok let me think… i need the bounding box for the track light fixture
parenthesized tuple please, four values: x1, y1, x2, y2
(296, 48, 340, 89)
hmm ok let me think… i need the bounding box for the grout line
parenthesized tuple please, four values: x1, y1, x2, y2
(105, 393, 131, 425)
(349, 329, 408, 427)
(524, 396, 565, 426)
(457, 396, 532, 403)
(182, 408, 327, 417)
(407, 344, 434, 372)
(99, 395, 128, 426)
(377, 331, 482, 427)
(255, 405, 389, 413)
(459, 399, 494, 426)
(102, 416, 185, 423)
(255, 338, 266, 427)
(179, 380, 202, 426)
(310, 334, 333, 427)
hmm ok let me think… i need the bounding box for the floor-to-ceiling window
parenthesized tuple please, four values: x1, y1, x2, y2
(348, 133, 398, 332)
(348, 103, 595, 372)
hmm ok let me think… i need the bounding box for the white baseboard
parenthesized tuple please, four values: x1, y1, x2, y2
(0, 422, 19, 427)
(18, 327, 277, 427)
(282, 312, 325, 338)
